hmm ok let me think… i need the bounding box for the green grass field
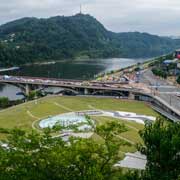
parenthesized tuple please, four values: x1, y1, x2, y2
(0, 96, 158, 153)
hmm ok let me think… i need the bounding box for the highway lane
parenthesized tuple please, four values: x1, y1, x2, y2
(0, 75, 141, 93)
(158, 94, 180, 111)
(140, 69, 180, 113)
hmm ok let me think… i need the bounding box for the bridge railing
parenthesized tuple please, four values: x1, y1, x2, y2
(0, 75, 84, 82)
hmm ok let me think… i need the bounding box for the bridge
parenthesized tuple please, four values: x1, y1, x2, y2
(0, 75, 139, 96)
(0, 75, 180, 121)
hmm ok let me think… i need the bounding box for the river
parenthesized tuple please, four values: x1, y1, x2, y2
(0, 58, 149, 100)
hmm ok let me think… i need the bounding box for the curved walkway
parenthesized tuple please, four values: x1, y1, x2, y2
(54, 102, 73, 112)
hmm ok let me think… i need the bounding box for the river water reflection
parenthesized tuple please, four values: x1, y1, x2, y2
(0, 58, 148, 100)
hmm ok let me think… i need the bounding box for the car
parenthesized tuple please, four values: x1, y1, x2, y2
(3, 75, 11, 80)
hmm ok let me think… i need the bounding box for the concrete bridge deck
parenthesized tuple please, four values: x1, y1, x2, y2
(0, 75, 140, 93)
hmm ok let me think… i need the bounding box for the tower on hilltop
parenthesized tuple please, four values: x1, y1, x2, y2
(80, 4, 82, 14)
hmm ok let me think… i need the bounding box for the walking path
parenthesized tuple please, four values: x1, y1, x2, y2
(26, 110, 42, 131)
(115, 151, 147, 170)
(117, 135, 135, 145)
(54, 102, 73, 112)
(27, 110, 39, 119)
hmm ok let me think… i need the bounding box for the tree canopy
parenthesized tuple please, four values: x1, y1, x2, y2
(1, 117, 180, 179)
(139, 118, 180, 180)
(0, 122, 131, 180)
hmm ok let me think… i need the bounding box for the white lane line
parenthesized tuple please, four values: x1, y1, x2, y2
(150, 85, 177, 88)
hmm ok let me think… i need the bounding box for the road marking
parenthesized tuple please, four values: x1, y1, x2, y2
(150, 85, 178, 88)
(54, 102, 73, 112)
(159, 92, 180, 94)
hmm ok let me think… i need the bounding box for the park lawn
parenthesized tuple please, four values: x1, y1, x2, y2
(0, 96, 158, 140)
(93, 116, 144, 153)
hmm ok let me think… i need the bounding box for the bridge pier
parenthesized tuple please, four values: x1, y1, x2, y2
(129, 92, 135, 100)
(25, 84, 31, 96)
(84, 88, 89, 95)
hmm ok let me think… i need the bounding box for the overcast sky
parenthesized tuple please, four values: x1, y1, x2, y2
(0, 0, 180, 36)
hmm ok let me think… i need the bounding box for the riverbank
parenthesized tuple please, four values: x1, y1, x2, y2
(2, 58, 149, 80)
(0, 57, 158, 103)
(95, 55, 167, 81)
(0, 67, 20, 73)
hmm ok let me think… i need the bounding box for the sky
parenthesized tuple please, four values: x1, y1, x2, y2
(0, 0, 180, 36)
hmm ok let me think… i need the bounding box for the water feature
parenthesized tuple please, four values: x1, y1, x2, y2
(39, 110, 155, 129)
(39, 113, 89, 129)
(0, 58, 149, 100)
(1, 58, 148, 79)
(0, 83, 24, 101)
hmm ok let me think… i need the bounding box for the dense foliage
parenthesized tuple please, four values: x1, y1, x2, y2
(152, 67, 167, 78)
(27, 90, 43, 100)
(139, 118, 180, 180)
(1, 116, 180, 179)
(177, 75, 180, 84)
(0, 14, 180, 67)
(0, 97, 9, 108)
(0, 122, 132, 180)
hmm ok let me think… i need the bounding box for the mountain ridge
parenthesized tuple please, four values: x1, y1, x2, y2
(0, 14, 179, 67)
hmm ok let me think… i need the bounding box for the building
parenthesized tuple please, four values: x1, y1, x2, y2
(175, 49, 180, 59)
(178, 63, 180, 69)
(162, 59, 180, 75)
(163, 59, 178, 65)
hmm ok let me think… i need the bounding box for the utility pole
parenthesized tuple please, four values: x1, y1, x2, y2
(169, 95, 172, 106)
(80, 4, 82, 14)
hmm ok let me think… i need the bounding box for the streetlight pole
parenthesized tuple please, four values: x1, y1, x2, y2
(169, 95, 172, 106)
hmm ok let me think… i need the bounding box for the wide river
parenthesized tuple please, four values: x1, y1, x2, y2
(0, 58, 149, 100)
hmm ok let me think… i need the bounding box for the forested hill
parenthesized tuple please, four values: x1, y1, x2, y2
(0, 13, 179, 67)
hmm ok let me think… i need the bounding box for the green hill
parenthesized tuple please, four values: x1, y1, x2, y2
(0, 13, 179, 66)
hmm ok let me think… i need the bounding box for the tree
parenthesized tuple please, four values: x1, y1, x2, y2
(139, 117, 180, 180)
(27, 91, 35, 100)
(152, 68, 167, 79)
(0, 97, 9, 108)
(0, 122, 129, 180)
(177, 75, 180, 84)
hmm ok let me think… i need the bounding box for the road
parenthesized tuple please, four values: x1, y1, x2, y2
(140, 69, 180, 113)
(0, 75, 141, 93)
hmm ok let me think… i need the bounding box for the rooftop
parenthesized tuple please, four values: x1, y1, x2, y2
(115, 152, 147, 170)
(163, 59, 178, 64)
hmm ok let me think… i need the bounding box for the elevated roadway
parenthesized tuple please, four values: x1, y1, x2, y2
(0, 75, 141, 93)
